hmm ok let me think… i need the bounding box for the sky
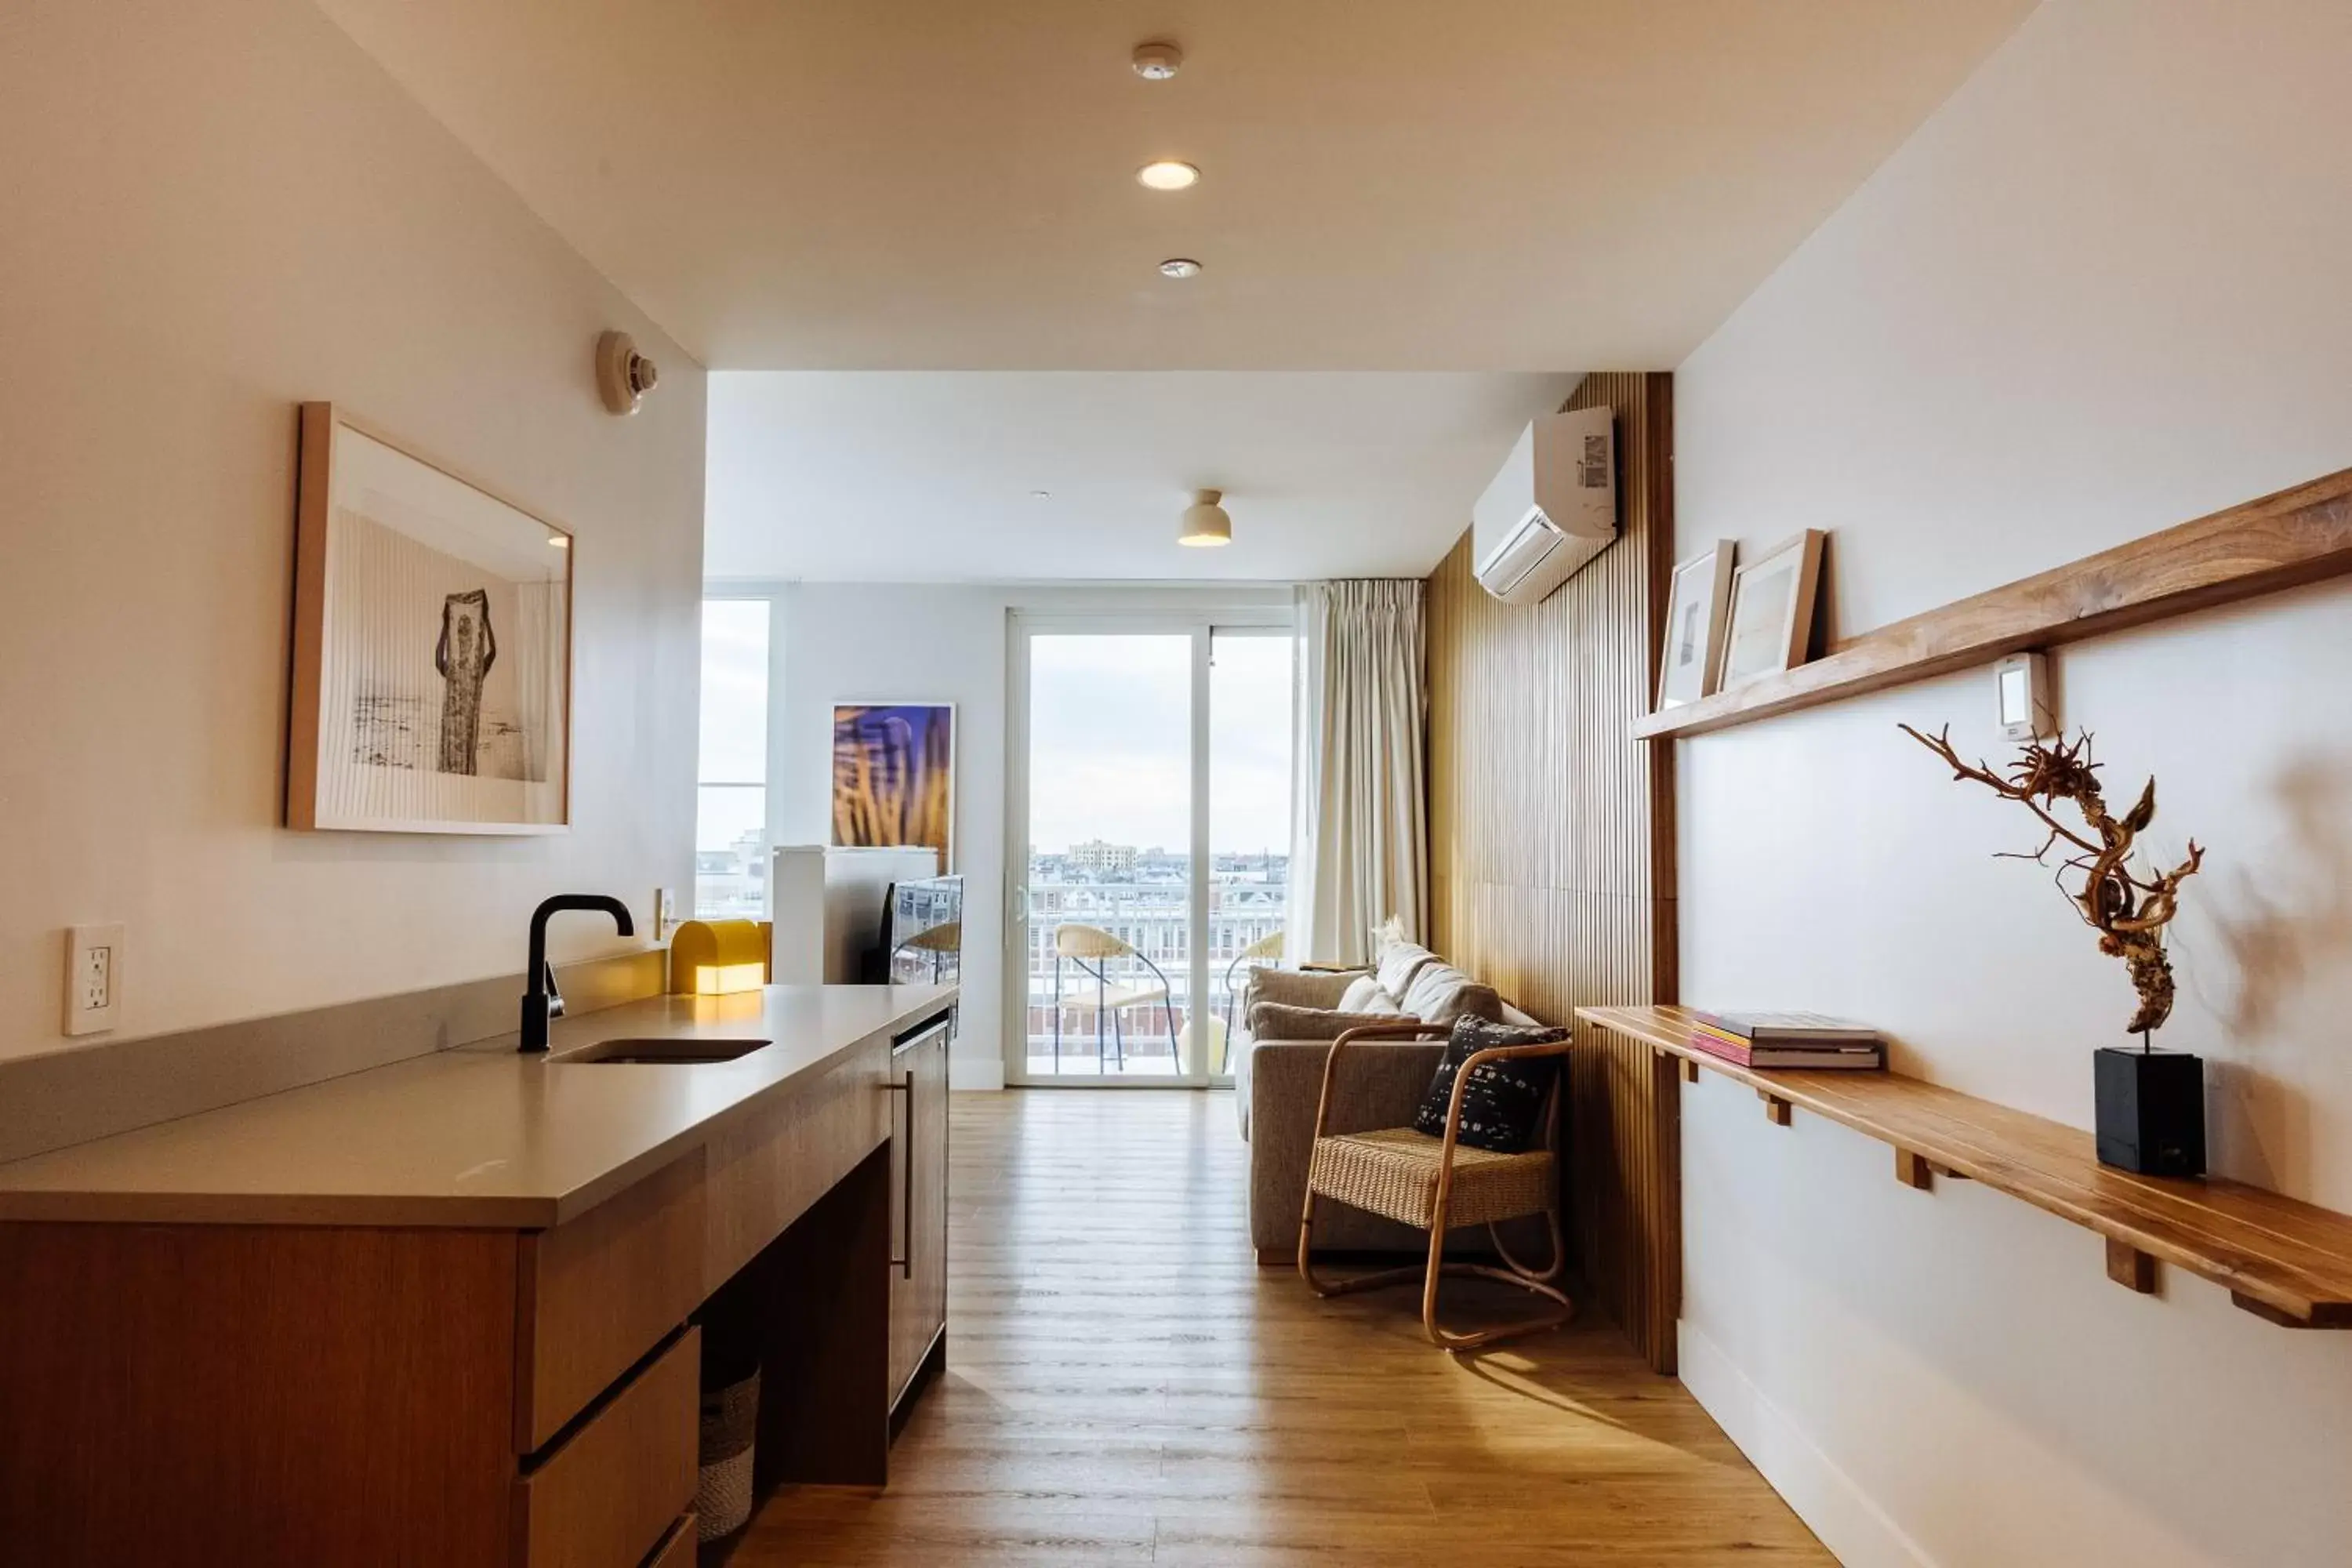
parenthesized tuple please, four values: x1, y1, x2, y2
(1029, 632, 1293, 857)
(697, 599, 770, 851)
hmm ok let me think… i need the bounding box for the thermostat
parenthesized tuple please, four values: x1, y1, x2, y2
(1995, 652, 2055, 741)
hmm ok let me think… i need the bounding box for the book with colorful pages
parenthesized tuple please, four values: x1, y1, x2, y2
(1687, 1029, 1886, 1071)
(1690, 1010, 1882, 1043)
(1691, 1021, 1881, 1052)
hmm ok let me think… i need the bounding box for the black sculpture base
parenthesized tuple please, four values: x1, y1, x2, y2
(2093, 1045, 2205, 1178)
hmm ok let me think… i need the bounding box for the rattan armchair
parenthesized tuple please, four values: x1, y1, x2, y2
(1297, 1022, 1573, 1351)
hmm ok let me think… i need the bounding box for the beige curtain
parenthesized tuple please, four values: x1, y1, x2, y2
(1288, 579, 1428, 967)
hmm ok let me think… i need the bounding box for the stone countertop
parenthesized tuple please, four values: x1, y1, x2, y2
(0, 983, 957, 1230)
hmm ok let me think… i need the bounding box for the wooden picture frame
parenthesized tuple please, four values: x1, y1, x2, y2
(288, 403, 574, 834)
(1719, 528, 1826, 689)
(1655, 540, 1737, 709)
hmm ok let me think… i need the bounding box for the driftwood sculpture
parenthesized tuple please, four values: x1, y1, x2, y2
(1900, 724, 2203, 1038)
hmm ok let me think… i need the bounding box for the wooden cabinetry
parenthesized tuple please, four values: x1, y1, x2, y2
(887, 1011, 952, 1414)
(0, 1004, 956, 1563)
(514, 1328, 699, 1568)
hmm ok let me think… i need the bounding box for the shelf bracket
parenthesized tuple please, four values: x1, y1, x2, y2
(2105, 1239, 2158, 1294)
(1895, 1149, 1933, 1192)
(1759, 1091, 1793, 1127)
(1680, 1057, 1701, 1084)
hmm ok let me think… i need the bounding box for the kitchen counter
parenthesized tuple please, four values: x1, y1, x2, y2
(0, 982, 956, 1230)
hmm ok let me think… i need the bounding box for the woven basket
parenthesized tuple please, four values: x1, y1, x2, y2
(696, 1370, 760, 1541)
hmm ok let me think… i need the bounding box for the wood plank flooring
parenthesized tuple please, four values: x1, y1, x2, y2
(739, 1091, 1829, 1566)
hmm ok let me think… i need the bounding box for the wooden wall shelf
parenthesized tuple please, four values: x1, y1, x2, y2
(1633, 465, 2352, 741)
(1577, 1006, 2352, 1328)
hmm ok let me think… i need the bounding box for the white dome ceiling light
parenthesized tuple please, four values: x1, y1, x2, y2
(1178, 489, 1232, 548)
(1131, 41, 1184, 82)
(1159, 257, 1202, 279)
(1136, 159, 1200, 191)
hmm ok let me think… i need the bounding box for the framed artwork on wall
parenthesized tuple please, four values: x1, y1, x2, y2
(1655, 540, 1737, 709)
(831, 702, 955, 873)
(286, 403, 572, 834)
(1719, 528, 1827, 690)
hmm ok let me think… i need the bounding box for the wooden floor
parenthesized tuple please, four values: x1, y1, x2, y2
(741, 1091, 1830, 1566)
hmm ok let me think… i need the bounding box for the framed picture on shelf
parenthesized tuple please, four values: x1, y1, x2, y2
(286, 403, 572, 833)
(1719, 528, 1827, 689)
(831, 702, 956, 873)
(1655, 540, 1737, 709)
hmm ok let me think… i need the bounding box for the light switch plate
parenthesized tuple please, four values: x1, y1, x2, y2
(1995, 651, 2056, 741)
(64, 923, 125, 1036)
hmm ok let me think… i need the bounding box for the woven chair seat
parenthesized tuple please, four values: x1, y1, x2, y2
(1307, 1127, 1555, 1231)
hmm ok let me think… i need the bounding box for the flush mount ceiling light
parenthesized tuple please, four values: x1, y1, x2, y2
(1131, 40, 1184, 80)
(1159, 257, 1202, 279)
(1137, 159, 1200, 191)
(1177, 488, 1232, 548)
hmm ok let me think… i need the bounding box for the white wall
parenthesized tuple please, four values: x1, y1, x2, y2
(1673, 3, 2352, 1565)
(0, 0, 705, 1062)
(767, 582, 1291, 1090)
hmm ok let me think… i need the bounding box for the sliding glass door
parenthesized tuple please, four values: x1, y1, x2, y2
(1007, 613, 1294, 1087)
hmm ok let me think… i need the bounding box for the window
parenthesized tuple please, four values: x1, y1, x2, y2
(696, 599, 770, 918)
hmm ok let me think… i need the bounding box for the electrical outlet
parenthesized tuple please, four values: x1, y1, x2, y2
(655, 887, 681, 940)
(64, 924, 125, 1036)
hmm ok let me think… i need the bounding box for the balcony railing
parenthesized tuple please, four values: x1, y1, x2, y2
(1023, 867, 1284, 1077)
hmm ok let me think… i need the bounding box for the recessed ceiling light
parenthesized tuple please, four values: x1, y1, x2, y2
(1178, 489, 1232, 548)
(1029, 489, 1053, 500)
(1159, 258, 1202, 279)
(1131, 41, 1183, 81)
(1137, 160, 1200, 192)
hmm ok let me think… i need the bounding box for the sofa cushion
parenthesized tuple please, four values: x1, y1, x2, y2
(1399, 962, 1503, 1025)
(1338, 975, 1405, 1014)
(1247, 1003, 1406, 1041)
(1412, 1017, 1567, 1152)
(1242, 965, 1358, 1015)
(1374, 940, 1438, 1000)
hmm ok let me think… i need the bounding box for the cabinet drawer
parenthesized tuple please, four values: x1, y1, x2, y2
(702, 1034, 890, 1289)
(516, 1152, 706, 1451)
(514, 1328, 699, 1568)
(644, 1513, 697, 1568)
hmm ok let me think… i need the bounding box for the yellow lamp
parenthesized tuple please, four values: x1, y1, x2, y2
(668, 919, 772, 996)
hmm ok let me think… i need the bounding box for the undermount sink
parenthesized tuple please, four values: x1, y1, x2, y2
(552, 1036, 773, 1065)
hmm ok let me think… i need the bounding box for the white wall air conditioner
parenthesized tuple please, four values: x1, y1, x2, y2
(1471, 405, 1617, 605)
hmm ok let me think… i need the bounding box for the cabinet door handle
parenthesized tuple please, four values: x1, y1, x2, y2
(884, 1069, 914, 1278)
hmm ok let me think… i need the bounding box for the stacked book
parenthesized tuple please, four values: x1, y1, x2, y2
(1688, 1011, 1885, 1071)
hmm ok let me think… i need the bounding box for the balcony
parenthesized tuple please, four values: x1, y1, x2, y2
(1023, 857, 1285, 1080)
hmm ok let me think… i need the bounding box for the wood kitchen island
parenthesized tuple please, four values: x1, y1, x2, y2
(0, 982, 956, 1567)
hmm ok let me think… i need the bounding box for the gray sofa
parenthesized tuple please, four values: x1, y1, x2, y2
(1233, 938, 1544, 1261)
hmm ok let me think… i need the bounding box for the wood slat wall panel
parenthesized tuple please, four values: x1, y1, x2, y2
(1427, 372, 1680, 1372)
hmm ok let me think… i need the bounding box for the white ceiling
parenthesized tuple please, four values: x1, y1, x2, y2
(704, 372, 1579, 582)
(316, 1, 2032, 580)
(314, 0, 2033, 372)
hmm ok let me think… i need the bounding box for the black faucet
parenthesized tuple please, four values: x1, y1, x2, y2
(521, 894, 636, 1053)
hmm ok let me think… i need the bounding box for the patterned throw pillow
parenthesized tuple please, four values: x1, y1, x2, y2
(1412, 1017, 1567, 1152)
